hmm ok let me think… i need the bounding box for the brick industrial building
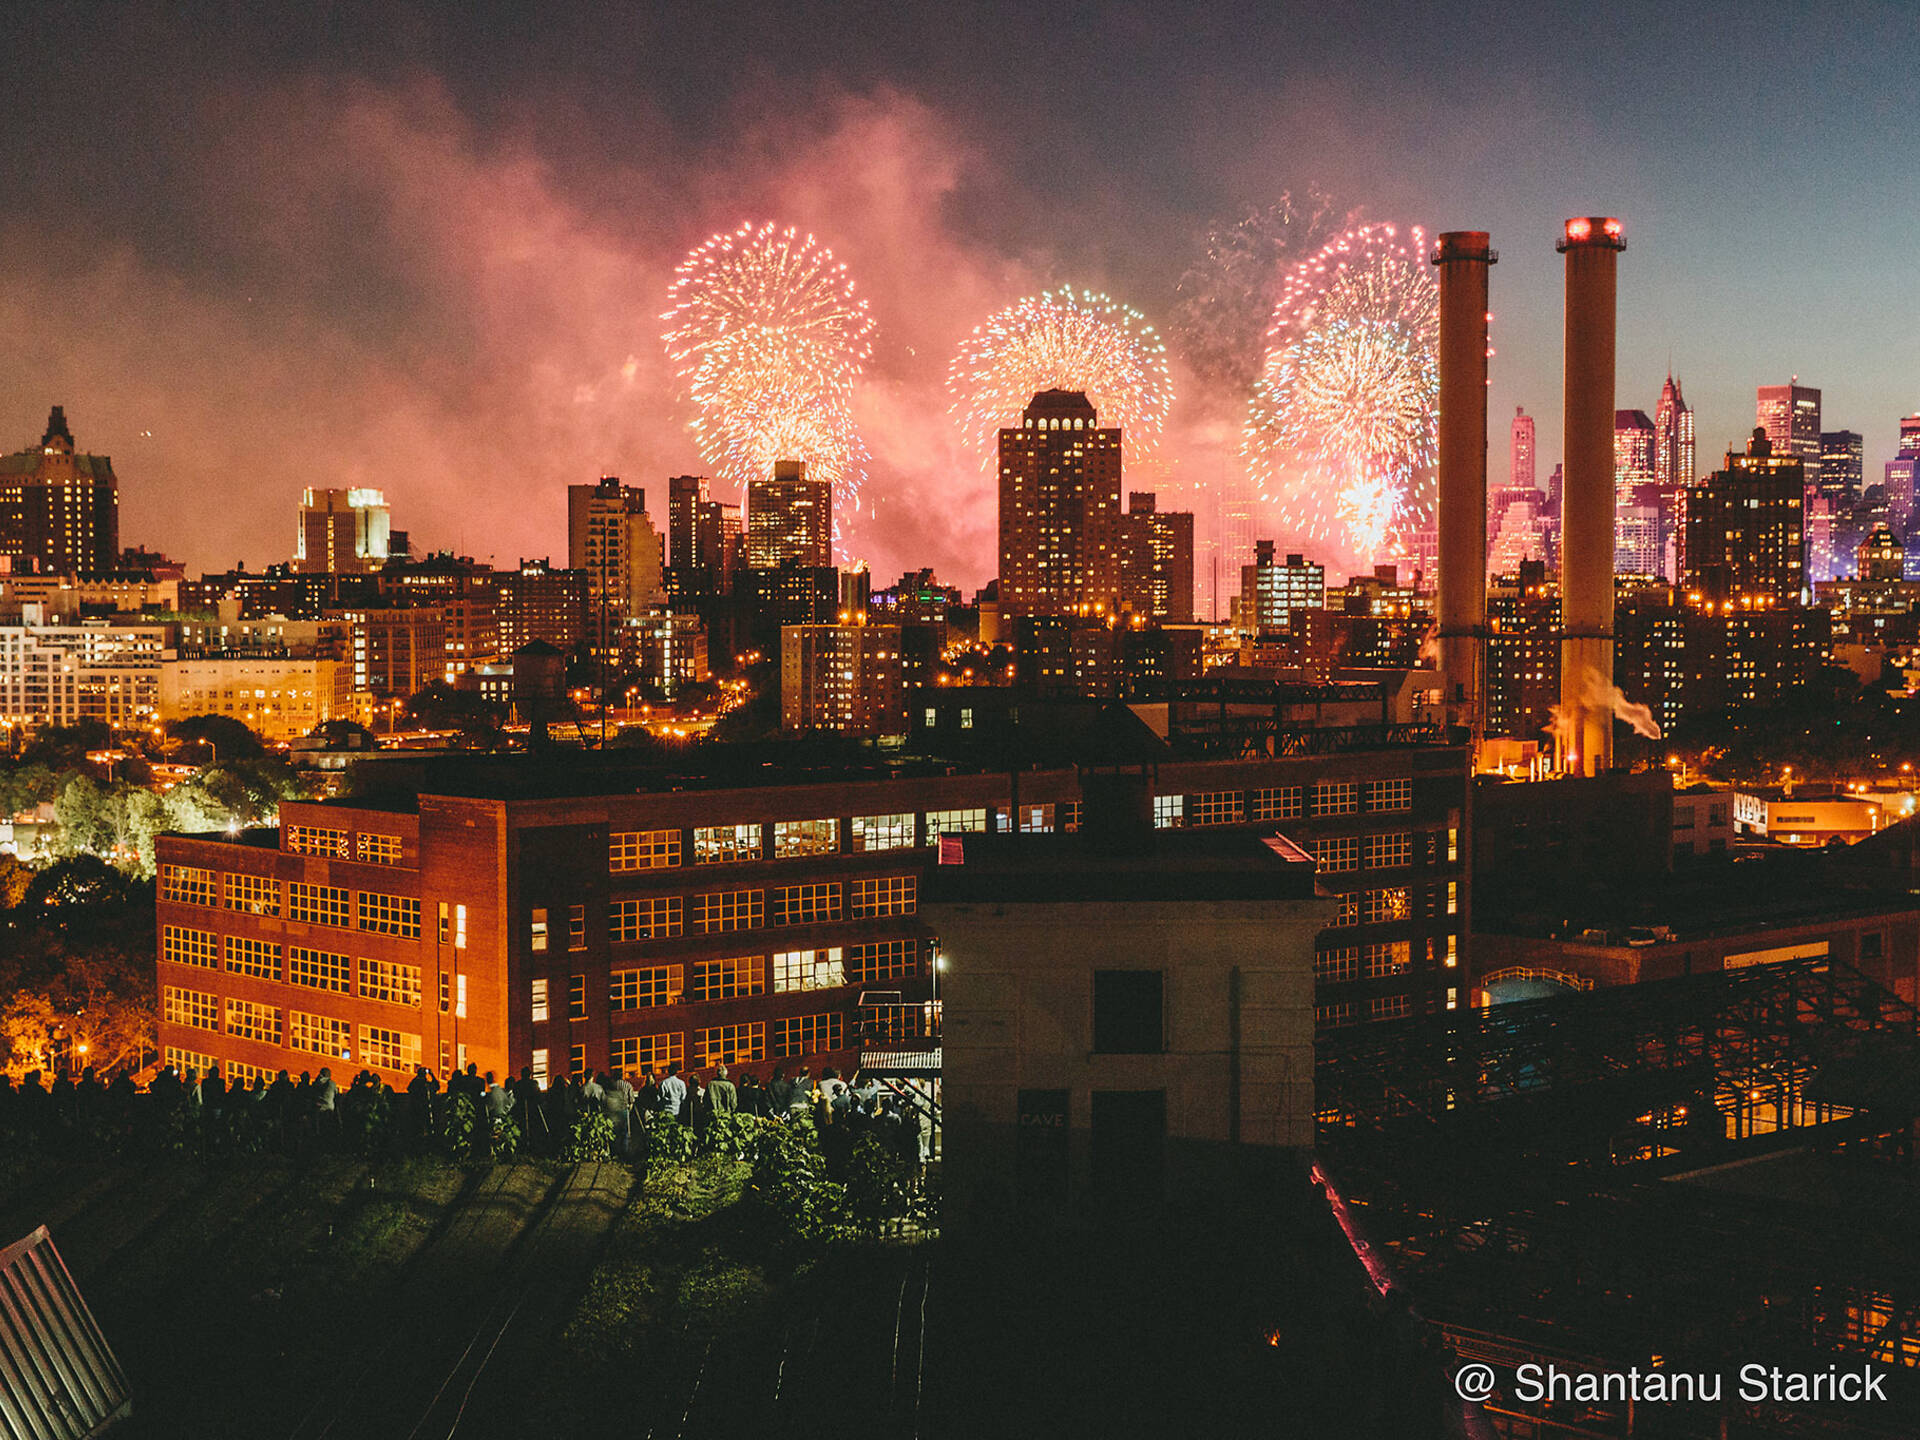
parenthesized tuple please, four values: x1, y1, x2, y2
(156, 735, 1469, 1088)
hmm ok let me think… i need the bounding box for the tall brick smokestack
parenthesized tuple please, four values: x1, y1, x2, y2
(1431, 231, 1496, 745)
(1557, 216, 1626, 775)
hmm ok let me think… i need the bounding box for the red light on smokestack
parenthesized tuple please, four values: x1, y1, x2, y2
(1559, 217, 1625, 252)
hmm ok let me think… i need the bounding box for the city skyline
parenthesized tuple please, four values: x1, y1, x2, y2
(3, 2, 1918, 588)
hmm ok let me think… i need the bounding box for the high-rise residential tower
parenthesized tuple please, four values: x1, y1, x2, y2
(746, 460, 832, 570)
(0, 407, 122, 576)
(568, 475, 665, 659)
(997, 389, 1123, 618)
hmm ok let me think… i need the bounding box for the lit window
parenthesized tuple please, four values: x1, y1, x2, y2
(610, 829, 679, 871)
(852, 813, 914, 851)
(163, 986, 220, 1031)
(773, 818, 839, 858)
(162, 925, 219, 968)
(361, 958, 421, 1008)
(531, 908, 549, 952)
(693, 824, 761, 864)
(689, 955, 764, 1001)
(531, 977, 550, 1022)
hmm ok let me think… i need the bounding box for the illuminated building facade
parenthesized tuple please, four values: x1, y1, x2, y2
(0, 408, 121, 577)
(1757, 380, 1822, 494)
(155, 743, 1469, 1090)
(747, 461, 832, 570)
(998, 389, 1123, 618)
(1613, 409, 1661, 575)
(1484, 562, 1560, 741)
(569, 476, 665, 661)
(1234, 541, 1324, 637)
(1819, 430, 1864, 507)
(295, 488, 390, 575)
(1510, 406, 1536, 491)
(1887, 415, 1920, 541)
(1681, 430, 1805, 607)
(0, 621, 163, 729)
(1859, 525, 1904, 582)
(1653, 373, 1695, 490)
(1115, 493, 1195, 623)
(780, 622, 905, 737)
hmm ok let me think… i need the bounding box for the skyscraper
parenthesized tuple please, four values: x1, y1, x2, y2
(568, 475, 665, 659)
(294, 487, 389, 575)
(1510, 406, 1536, 491)
(1682, 429, 1804, 606)
(0, 407, 122, 576)
(746, 460, 832, 569)
(997, 389, 1123, 618)
(1613, 409, 1658, 575)
(1653, 373, 1695, 490)
(1115, 493, 1196, 622)
(1818, 430, 1863, 506)
(1756, 380, 1821, 491)
(1884, 415, 1920, 537)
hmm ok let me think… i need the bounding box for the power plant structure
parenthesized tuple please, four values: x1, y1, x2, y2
(1426, 216, 1626, 777)
(1431, 231, 1496, 748)
(1556, 216, 1626, 776)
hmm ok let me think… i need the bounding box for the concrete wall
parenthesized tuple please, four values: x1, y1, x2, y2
(931, 894, 1326, 1221)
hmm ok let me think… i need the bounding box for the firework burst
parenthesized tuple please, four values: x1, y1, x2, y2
(948, 289, 1173, 466)
(1243, 223, 1438, 567)
(661, 222, 874, 516)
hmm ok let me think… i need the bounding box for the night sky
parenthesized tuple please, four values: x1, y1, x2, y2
(4, 0, 1916, 587)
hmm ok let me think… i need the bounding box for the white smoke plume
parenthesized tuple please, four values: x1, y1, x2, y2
(1543, 666, 1663, 757)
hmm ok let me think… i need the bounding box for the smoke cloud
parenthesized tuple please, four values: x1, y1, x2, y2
(0, 78, 1062, 589)
(1545, 665, 1664, 756)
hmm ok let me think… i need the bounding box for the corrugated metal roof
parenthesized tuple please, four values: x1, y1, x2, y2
(0, 1226, 131, 1439)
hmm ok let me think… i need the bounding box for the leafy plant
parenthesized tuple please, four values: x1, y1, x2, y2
(843, 1135, 913, 1237)
(564, 1108, 615, 1162)
(490, 1114, 521, 1160)
(644, 1112, 695, 1166)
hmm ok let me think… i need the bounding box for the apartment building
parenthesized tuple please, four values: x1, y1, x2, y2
(155, 741, 1469, 1087)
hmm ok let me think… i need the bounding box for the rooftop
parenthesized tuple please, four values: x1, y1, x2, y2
(921, 826, 1319, 904)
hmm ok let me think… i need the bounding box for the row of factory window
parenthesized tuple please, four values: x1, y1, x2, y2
(163, 927, 424, 1002)
(1312, 829, 1460, 873)
(162, 987, 417, 1071)
(284, 826, 404, 864)
(607, 878, 916, 939)
(528, 940, 921, 1024)
(162, 869, 421, 935)
(1322, 883, 1459, 928)
(602, 778, 1415, 873)
(537, 1013, 855, 1084)
(1317, 934, 1459, 980)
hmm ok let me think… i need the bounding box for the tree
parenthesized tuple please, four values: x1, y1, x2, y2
(167, 714, 267, 763)
(19, 721, 113, 771)
(406, 681, 504, 749)
(53, 774, 116, 857)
